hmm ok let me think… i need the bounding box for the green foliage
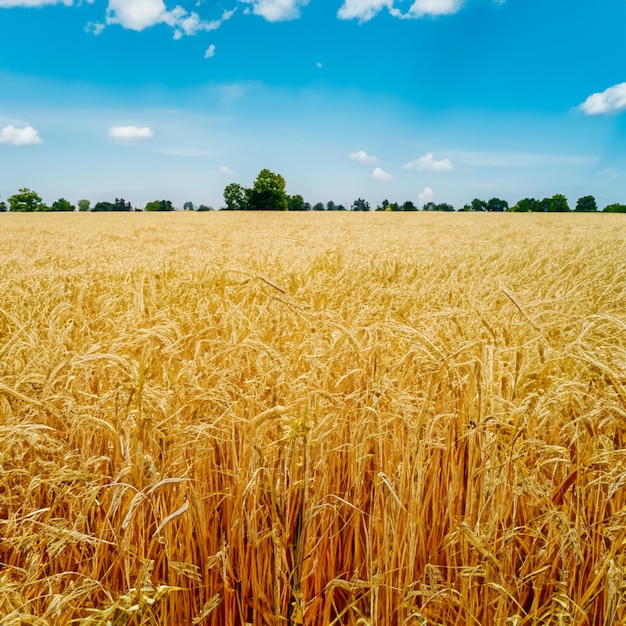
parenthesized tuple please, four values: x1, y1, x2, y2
(544, 194, 570, 212)
(326, 201, 337, 211)
(288, 194, 308, 211)
(511, 198, 540, 212)
(312, 202, 325, 211)
(197, 204, 212, 211)
(603, 203, 626, 213)
(77, 199, 91, 212)
(145, 200, 174, 211)
(402, 200, 417, 212)
(51, 198, 75, 212)
(246, 169, 288, 210)
(0, 201, 7, 212)
(486, 197, 508, 212)
(351, 198, 370, 211)
(92, 198, 133, 212)
(223, 183, 247, 210)
(575, 195, 597, 212)
(470, 198, 487, 212)
(8, 188, 46, 212)
(424, 202, 454, 212)
(183, 201, 194, 211)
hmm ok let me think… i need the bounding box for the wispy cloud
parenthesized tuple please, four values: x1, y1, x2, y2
(349, 149, 378, 164)
(0, 124, 43, 146)
(204, 44, 216, 58)
(242, 0, 309, 22)
(453, 151, 596, 167)
(404, 152, 453, 172)
(219, 165, 235, 175)
(0, 0, 71, 6)
(109, 125, 154, 140)
(579, 82, 626, 116)
(337, 0, 393, 22)
(104, 1, 235, 38)
(372, 166, 393, 181)
(418, 186, 435, 207)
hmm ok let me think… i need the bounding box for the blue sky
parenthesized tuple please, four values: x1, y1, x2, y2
(1, 0, 626, 209)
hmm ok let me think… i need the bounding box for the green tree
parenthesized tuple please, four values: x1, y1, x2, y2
(288, 194, 308, 211)
(351, 198, 370, 211)
(223, 183, 247, 210)
(575, 195, 597, 212)
(511, 198, 540, 212)
(312, 202, 325, 211)
(246, 169, 288, 210)
(402, 200, 417, 211)
(486, 197, 508, 212)
(603, 203, 626, 213)
(326, 201, 337, 211)
(376, 199, 390, 211)
(145, 200, 174, 211)
(470, 198, 487, 212)
(0, 201, 7, 212)
(197, 204, 212, 211)
(77, 199, 90, 212)
(8, 188, 46, 212)
(549, 194, 570, 212)
(51, 198, 75, 212)
(183, 201, 194, 211)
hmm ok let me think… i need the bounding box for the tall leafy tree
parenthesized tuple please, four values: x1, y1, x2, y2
(512, 198, 540, 212)
(246, 169, 288, 210)
(8, 188, 46, 212)
(486, 197, 508, 212)
(575, 195, 597, 212)
(312, 202, 325, 211)
(549, 194, 570, 212)
(470, 198, 487, 212)
(288, 194, 308, 211)
(402, 200, 417, 211)
(51, 198, 75, 212)
(183, 201, 194, 211)
(77, 199, 90, 212)
(351, 198, 370, 211)
(223, 183, 247, 210)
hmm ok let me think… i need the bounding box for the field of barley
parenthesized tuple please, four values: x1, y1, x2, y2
(0, 211, 625, 626)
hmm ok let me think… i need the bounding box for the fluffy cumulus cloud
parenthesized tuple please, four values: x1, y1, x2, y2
(404, 152, 453, 172)
(418, 186, 435, 207)
(337, 0, 393, 22)
(372, 167, 393, 181)
(338, 0, 463, 21)
(405, 0, 463, 17)
(108, 125, 154, 140)
(349, 149, 378, 164)
(242, 0, 308, 22)
(0, 124, 43, 146)
(104, 1, 234, 37)
(579, 83, 626, 116)
(0, 0, 71, 6)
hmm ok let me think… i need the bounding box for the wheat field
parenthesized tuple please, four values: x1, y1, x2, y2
(0, 212, 625, 626)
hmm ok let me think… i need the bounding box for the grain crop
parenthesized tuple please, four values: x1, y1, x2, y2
(0, 211, 625, 625)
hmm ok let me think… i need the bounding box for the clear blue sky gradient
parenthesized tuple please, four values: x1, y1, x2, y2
(1, 0, 626, 209)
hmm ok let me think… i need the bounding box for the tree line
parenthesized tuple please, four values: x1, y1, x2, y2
(3, 169, 626, 213)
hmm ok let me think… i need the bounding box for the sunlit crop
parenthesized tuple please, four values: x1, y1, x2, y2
(1, 212, 625, 625)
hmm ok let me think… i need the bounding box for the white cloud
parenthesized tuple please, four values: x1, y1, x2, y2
(243, 0, 308, 22)
(0, 125, 43, 146)
(372, 167, 393, 181)
(579, 83, 626, 116)
(219, 165, 235, 175)
(105, 1, 234, 37)
(349, 149, 378, 164)
(418, 187, 435, 207)
(106, 0, 166, 31)
(337, 0, 393, 22)
(108, 125, 154, 140)
(0, 0, 71, 6)
(406, 0, 463, 17)
(316, 62, 323, 68)
(204, 44, 216, 58)
(404, 152, 454, 172)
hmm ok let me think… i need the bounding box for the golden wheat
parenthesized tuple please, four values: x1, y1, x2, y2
(0, 212, 625, 625)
